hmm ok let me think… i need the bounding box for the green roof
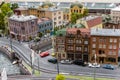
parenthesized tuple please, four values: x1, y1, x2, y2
(55, 28, 66, 36)
(72, 23, 85, 28)
(70, 3, 83, 8)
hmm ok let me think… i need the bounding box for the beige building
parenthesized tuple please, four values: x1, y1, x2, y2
(111, 6, 120, 22)
(45, 8, 63, 27)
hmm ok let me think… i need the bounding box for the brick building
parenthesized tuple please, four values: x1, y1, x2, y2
(90, 29, 120, 65)
(55, 28, 90, 62)
(8, 15, 38, 41)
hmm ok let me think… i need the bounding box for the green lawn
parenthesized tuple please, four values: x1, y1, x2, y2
(65, 75, 115, 80)
(22, 61, 40, 76)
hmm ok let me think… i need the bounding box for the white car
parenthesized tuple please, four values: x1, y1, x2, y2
(60, 60, 73, 64)
(88, 63, 100, 68)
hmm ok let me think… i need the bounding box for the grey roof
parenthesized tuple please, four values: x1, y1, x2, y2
(9, 15, 38, 22)
(91, 29, 120, 36)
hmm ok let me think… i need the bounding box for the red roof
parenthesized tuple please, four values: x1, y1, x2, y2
(66, 28, 90, 37)
(87, 17, 102, 28)
(37, 18, 51, 23)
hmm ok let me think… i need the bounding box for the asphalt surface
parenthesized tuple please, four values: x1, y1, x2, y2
(0, 37, 120, 78)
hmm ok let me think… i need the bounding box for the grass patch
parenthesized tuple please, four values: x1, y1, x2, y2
(22, 61, 40, 76)
(65, 75, 115, 80)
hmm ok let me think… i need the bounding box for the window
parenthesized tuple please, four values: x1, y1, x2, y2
(92, 50, 96, 54)
(114, 39, 117, 43)
(92, 37, 96, 42)
(99, 44, 102, 48)
(63, 54, 65, 57)
(84, 41, 88, 44)
(110, 38, 113, 42)
(58, 16, 61, 19)
(84, 47, 88, 52)
(109, 44, 112, 49)
(54, 13, 56, 15)
(103, 44, 106, 49)
(92, 44, 96, 48)
(113, 45, 116, 49)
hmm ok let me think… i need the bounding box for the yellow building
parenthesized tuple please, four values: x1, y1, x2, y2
(76, 15, 103, 29)
(62, 2, 87, 22)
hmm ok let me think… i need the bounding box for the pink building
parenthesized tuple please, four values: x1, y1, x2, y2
(8, 15, 38, 41)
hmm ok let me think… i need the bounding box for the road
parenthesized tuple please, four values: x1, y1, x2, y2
(0, 37, 120, 78)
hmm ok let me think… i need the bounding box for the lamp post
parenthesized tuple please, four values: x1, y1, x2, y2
(38, 50, 41, 74)
(93, 53, 97, 80)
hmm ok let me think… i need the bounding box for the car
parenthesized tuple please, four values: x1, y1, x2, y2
(48, 58, 57, 64)
(102, 64, 115, 70)
(73, 60, 87, 66)
(88, 63, 100, 68)
(40, 51, 49, 57)
(60, 60, 73, 64)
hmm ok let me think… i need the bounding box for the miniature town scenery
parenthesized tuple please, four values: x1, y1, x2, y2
(0, 0, 120, 80)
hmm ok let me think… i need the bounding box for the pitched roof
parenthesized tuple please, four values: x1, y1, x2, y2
(14, 7, 28, 10)
(37, 17, 51, 23)
(86, 16, 102, 28)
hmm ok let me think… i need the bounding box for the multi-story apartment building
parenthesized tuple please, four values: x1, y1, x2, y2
(90, 29, 120, 65)
(8, 15, 38, 41)
(111, 6, 120, 22)
(55, 28, 90, 62)
(45, 7, 63, 27)
(55, 28, 66, 60)
(76, 15, 103, 29)
(37, 18, 53, 34)
(66, 28, 90, 62)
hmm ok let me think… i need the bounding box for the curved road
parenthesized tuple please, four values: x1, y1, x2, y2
(0, 37, 120, 78)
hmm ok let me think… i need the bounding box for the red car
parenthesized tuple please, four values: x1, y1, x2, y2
(40, 51, 49, 57)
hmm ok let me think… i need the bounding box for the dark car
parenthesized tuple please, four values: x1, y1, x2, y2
(102, 64, 115, 70)
(73, 60, 87, 66)
(48, 58, 57, 64)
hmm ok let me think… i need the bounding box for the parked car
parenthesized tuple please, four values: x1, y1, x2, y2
(40, 51, 49, 57)
(48, 58, 57, 64)
(102, 64, 115, 70)
(60, 60, 73, 64)
(73, 60, 87, 66)
(88, 63, 100, 68)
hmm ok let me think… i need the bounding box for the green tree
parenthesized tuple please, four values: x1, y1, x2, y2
(11, 3, 19, 10)
(56, 74, 65, 80)
(0, 13, 5, 30)
(83, 8, 89, 17)
(38, 32, 43, 37)
(1, 3, 12, 16)
(71, 13, 77, 24)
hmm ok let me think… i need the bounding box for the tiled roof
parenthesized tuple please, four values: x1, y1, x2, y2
(86, 16, 102, 28)
(91, 28, 120, 36)
(66, 28, 90, 37)
(37, 18, 51, 23)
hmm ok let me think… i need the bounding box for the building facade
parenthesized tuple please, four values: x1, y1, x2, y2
(8, 15, 38, 41)
(111, 6, 120, 22)
(90, 29, 120, 65)
(76, 15, 103, 29)
(45, 7, 63, 27)
(37, 18, 53, 34)
(55, 28, 90, 62)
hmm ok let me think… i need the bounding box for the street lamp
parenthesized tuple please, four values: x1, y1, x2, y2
(93, 53, 97, 80)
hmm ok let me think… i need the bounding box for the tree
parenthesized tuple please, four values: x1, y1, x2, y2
(56, 74, 65, 80)
(71, 13, 78, 24)
(0, 13, 5, 30)
(38, 32, 43, 38)
(1, 3, 12, 16)
(83, 8, 89, 17)
(11, 3, 19, 10)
